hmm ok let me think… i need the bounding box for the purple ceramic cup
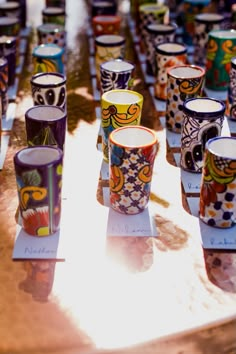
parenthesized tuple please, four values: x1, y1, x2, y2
(14, 145, 63, 236)
(25, 105, 67, 152)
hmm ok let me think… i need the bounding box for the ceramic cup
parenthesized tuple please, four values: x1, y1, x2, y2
(154, 42, 188, 100)
(92, 15, 121, 36)
(166, 64, 205, 133)
(101, 89, 143, 161)
(109, 125, 158, 214)
(14, 145, 63, 236)
(0, 57, 8, 119)
(42, 6, 66, 26)
(199, 136, 236, 228)
(91, 1, 117, 17)
(45, 0, 66, 8)
(145, 22, 177, 76)
(0, 2, 20, 21)
(0, 17, 20, 66)
(226, 56, 236, 120)
(30, 72, 67, 111)
(25, 105, 67, 152)
(205, 29, 236, 91)
(37, 23, 66, 48)
(0, 35, 17, 86)
(193, 13, 225, 66)
(180, 97, 225, 173)
(182, 0, 211, 45)
(95, 34, 126, 89)
(32, 43, 65, 74)
(138, 3, 170, 53)
(100, 59, 135, 94)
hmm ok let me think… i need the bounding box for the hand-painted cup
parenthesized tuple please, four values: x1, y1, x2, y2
(92, 15, 121, 36)
(32, 43, 65, 74)
(199, 136, 236, 228)
(0, 57, 8, 119)
(193, 13, 225, 66)
(154, 42, 188, 100)
(25, 105, 67, 152)
(14, 145, 63, 236)
(91, 1, 117, 17)
(182, 0, 211, 45)
(95, 34, 126, 89)
(226, 56, 236, 120)
(138, 3, 170, 53)
(100, 59, 135, 94)
(42, 6, 66, 26)
(0, 35, 16, 86)
(166, 64, 205, 133)
(37, 23, 66, 48)
(145, 22, 177, 76)
(180, 97, 225, 173)
(30, 72, 67, 111)
(101, 89, 143, 161)
(205, 29, 236, 91)
(0, 17, 20, 66)
(109, 125, 158, 214)
(0, 2, 20, 21)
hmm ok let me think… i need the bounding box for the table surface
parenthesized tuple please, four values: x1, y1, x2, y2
(0, 0, 236, 353)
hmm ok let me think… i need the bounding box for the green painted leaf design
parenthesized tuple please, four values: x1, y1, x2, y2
(22, 169, 41, 186)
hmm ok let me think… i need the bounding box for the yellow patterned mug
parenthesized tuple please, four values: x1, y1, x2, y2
(101, 89, 143, 161)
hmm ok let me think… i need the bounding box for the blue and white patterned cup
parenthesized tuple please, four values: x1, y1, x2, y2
(100, 59, 135, 94)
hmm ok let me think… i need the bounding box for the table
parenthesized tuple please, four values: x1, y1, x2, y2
(0, 0, 235, 353)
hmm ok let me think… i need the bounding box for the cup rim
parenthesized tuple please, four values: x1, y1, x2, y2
(95, 34, 125, 46)
(208, 29, 236, 39)
(92, 14, 121, 23)
(100, 59, 134, 73)
(167, 64, 205, 79)
(14, 145, 63, 167)
(101, 89, 143, 104)
(195, 12, 224, 23)
(33, 43, 64, 57)
(30, 72, 67, 87)
(155, 41, 187, 55)
(145, 22, 177, 34)
(206, 136, 236, 159)
(109, 125, 157, 148)
(25, 105, 66, 121)
(183, 97, 226, 118)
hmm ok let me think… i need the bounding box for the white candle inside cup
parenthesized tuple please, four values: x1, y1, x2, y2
(207, 137, 236, 159)
(27, 106, 65, 121)
(34, 45, 62, 56)
(17, 146, 61, 165)
(101, 60, 134, 72)
(111, 126, 156, 147)
(103, 90, 142, 104)
(32, 73, 65, 85)
(169, 65, 204, 78)
(185, 98, 223, 113)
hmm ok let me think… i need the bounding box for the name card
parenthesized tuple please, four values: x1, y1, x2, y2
(13, 225, 65, 260)
(107, 206, 158, 237)
(187, 197, 236, 250)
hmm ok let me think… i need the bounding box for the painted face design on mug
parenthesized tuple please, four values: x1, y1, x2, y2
(32, 85, 66, 108)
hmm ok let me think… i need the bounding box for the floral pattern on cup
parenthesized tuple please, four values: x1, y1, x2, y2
(166, 64, 205, 133)
(180, 97, 225, 173)
(199, 137, 236, 228)
(109, 126, 158, 214)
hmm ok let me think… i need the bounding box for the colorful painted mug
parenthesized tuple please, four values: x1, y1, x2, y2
(14, 145, 63, 236)
(100, 59, 135, 94)
(101, 89, 143, 161)
(25, 105, 67, 152)
(30, 72, 67, 111)
(166, 64, 205, 133)
(226, 56, 236, 120)
(205, 29, 236, 91)
(32, 43, 65, 74)
(109, 125, 158, 214)
(154, 42, 188, 100)
(181, 97, 225, 173)
(199, 136, 236, 228)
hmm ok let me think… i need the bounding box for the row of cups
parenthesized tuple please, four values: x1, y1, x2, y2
(12, 0, 67, 237)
